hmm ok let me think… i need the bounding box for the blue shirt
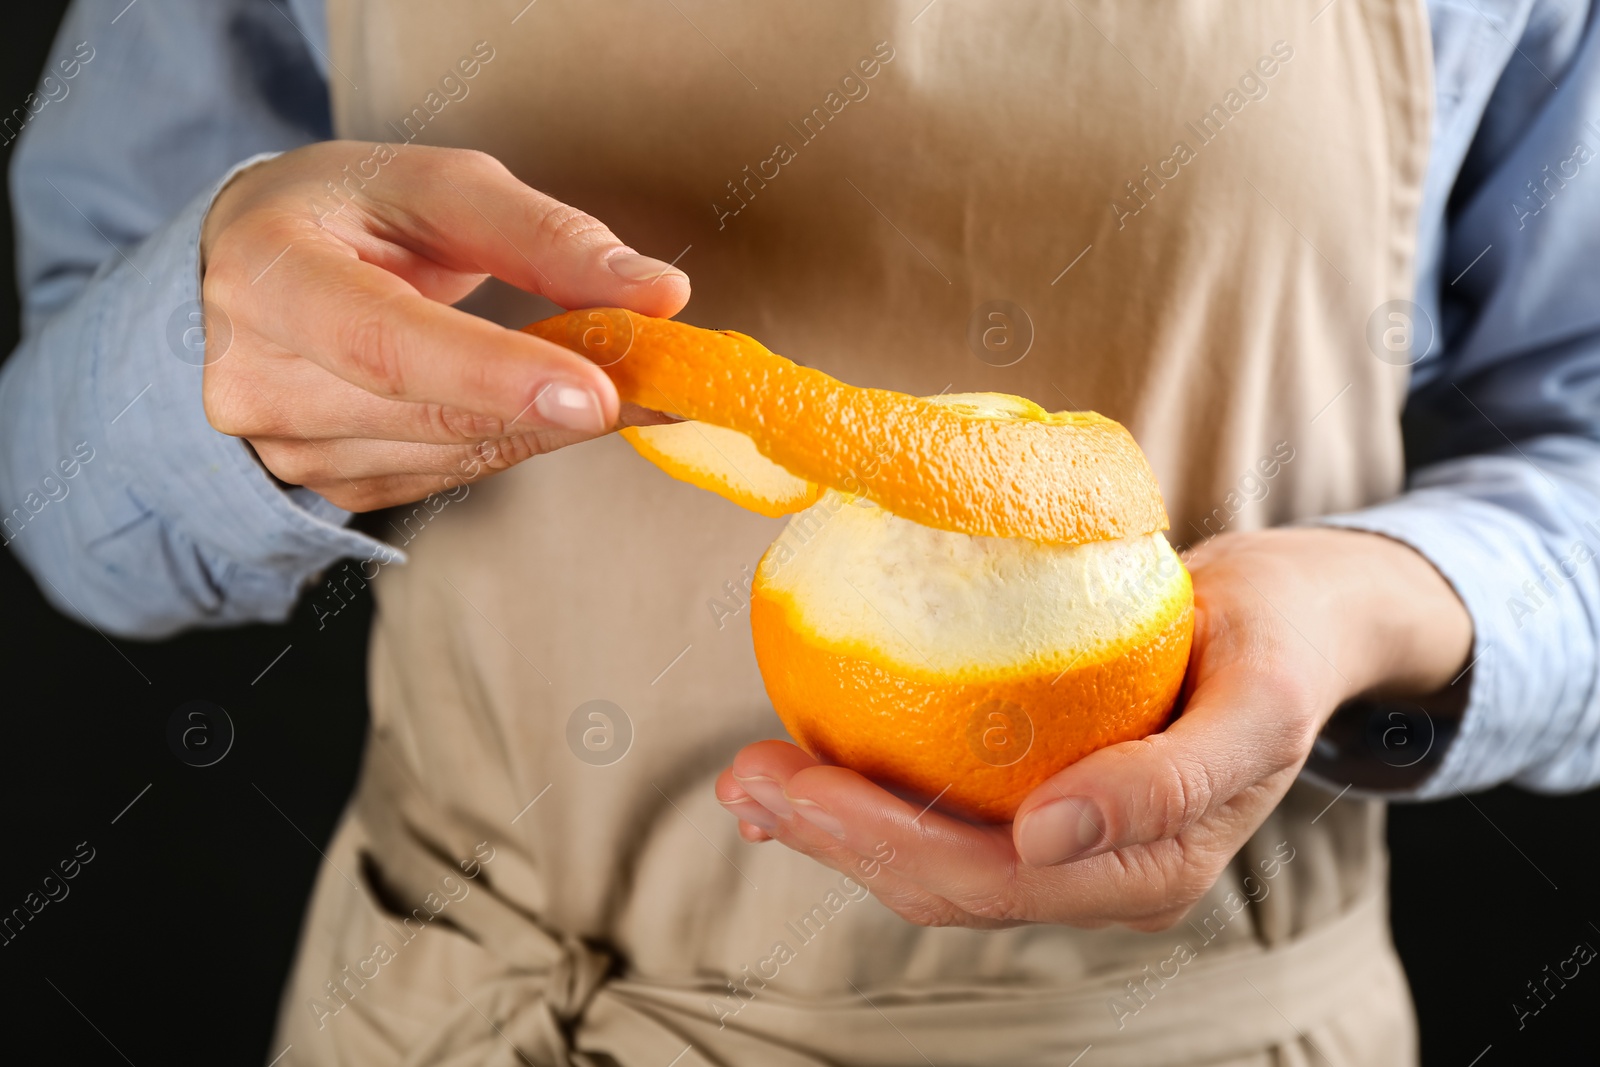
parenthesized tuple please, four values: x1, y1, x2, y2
(4, 0, 1600, 799)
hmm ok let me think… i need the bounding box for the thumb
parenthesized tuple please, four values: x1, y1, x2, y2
(1011, 666, 1311, 866)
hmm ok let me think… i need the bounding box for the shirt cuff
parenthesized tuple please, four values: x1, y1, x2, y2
(1311, 485, 1593, 799)
(94, 153, 401, 620)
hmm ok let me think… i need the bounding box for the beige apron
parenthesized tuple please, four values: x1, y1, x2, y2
(273, 2, 1433, 1063)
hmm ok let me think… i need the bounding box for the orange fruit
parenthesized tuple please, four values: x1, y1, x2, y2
(524, 310, 1193, 822)
(751, 482, 1193, 822)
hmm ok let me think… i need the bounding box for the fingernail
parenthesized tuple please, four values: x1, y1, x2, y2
(732, 774, 793, 819)
(789, 797, 846, 839)
(1016, 797, 1106, 867)
(607, 252, 685, 283)
(534, 381, 606, 434)
(721, 798, 780, 832)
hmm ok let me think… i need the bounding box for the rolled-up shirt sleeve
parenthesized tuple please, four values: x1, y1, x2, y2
(1317, 0, 1600, 796)
(0, 0, 392, 638)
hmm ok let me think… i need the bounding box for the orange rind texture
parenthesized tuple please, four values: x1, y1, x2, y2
(522, 309, 1169, 545)
(749, 495, 1194, 823)
(753, 587, 1193, 823)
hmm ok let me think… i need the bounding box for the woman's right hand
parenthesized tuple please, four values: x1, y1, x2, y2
(197, 141, 690, 511)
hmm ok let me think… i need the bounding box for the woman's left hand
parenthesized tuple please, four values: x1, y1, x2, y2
(714, 527, 1472, 931)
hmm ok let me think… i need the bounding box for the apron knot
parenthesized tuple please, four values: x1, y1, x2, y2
(403, 937, 619, 1067)
(546, 934, 615, 1026)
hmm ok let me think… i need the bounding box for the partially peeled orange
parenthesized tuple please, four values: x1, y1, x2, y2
(525, 309, 1193, 822)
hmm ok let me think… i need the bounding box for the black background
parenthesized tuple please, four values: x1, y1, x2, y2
(2, 4, 1597, 1064)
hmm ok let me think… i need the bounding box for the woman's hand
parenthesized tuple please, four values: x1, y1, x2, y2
(715, 527, 1472, 930)
(198, 141, 690, 511)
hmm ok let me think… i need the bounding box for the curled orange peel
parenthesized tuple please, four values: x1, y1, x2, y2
(522, 308, 1169, 544)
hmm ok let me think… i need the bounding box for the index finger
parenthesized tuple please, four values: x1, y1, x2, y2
(730, 741, 1177, 926)
(353, 145, 691, 318)
(729, 743, 1015, 892)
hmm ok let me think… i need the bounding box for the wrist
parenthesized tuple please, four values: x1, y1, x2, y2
(1324, 527, 1473, 699)
(199, 152, 282, 273)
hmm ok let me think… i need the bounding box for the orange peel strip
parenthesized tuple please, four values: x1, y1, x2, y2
(523, 308, 1168, 544)
(618, 421, 820, 519)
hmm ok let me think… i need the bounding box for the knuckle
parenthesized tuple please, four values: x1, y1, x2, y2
(1094, 838, 1234, 934)
(337, 299, 408, 398)
(1143, 740, 1216, 838)
(948, 858, 1025, 922)
(256, 441, 322, 487)
(1169, 842, 1230, 906)
(1171, 764, 1215, 832)
(483, 434, 541, 468)
(455, 147, 508, 179)
(1249, 673, 1325, 771)
(453, 440, 497, 475)
(427, 404, 504, 442)
(1110, 840, 1181, 901)
(1267, 663, 1324, 720)
(456, 438, 525, 475)
(208, 214, 296, 285)
(529, 200, 610, 249)
(1278, 712, 1323, 770)
(955, 890, 1025, 924)
(251, 212, 310, 249)
(200, 254, 252, 314)
(200, 253, 237, 301)
(1106, 846, 1211, 931)
(892, 897, 969, 928)
(201, 378, 259, 438)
